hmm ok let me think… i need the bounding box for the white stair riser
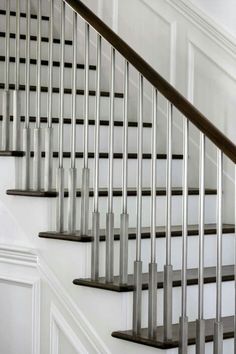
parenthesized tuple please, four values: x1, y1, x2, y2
(15, 156, 183, 188)
(3, 120, 157, 154)
(92, 233, 235, 276)
(121, 281, 234, 328)
(2, 90, 124, 121)
(0, 62, 97, 90)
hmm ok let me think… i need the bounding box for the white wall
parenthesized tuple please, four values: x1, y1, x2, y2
(189, 0, 236, 38)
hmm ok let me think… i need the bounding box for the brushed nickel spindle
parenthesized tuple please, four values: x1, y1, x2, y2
(133, 74, 143, 335)
(164, 101, 173, 340)
(148, 88, 158, 338)
(179, 118, 189, 354)
(33, 0, 42, 190)
(56, 0, 65, 232)
(120, 60, 129, 285)
(2, 0, 10, 151)
(80, 23, 90, 237)
(22, 0, 31, 189)
(68, 10, 78, 233)
(106, 47, 115, 283)
(91, 34, 101, 281)
(214, 149, 223, 354)
(13, 0, 20, 151)
(196, 132, 205, 354)
(44, 0, 54, 191)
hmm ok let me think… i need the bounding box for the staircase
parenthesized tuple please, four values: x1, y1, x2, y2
(0, 0, 236, 353)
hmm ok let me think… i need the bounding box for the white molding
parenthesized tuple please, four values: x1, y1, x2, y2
(38, 256, 111, 354)
(50, 304, 89, 354)
(165, 0, 236, 57)
(0, 244, 38, 268)
(0, 274, 41, 354)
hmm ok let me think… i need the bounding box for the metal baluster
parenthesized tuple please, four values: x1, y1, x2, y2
(164, 101, 173, 340)
(120, 60, 129, 285)
(133, 74, 143, 335)
(13, 0, 20, 151)
(105, 47, 115, 283)
(179, 118, 189, 354)
(234, 165, 236, 354)
(80, 23, 90, 236)
(2, 0, 10, 151)
(22, 0, 31, 189)
(214, 149, 223, 354)
(68, 10, 77, 233)
(196, 132, 205, 354)
(56, 0, 65, 232)
(44, 0, 54, 191)
(91, 34, 101, 281)
(33, 0, 42, 190)
(148, 88, 158, 338)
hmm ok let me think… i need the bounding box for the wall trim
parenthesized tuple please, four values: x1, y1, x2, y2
(165, 0, 236, 57)
(50, 303, 89, 354)
(0, 245, 111, 354)
(0, 273, 41, 354)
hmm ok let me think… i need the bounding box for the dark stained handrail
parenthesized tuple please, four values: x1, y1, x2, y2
(65, 0, 236, 163)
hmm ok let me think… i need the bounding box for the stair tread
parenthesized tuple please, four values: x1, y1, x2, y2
(0, 83, 124, 98)
(38, 223, 234, 243)
(111, 316, 234, 349)
(73, 265, 235, 292)
(7, 187, 217, 198)
(0, 9, 50, 21)
(0, 55, 96, 70)
(0, 151, 183, 160)
(0, 31, 73, 45)
(0, 116, 152, 127)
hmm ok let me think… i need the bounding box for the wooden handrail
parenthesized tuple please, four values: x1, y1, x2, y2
(65, 0, 236, 164)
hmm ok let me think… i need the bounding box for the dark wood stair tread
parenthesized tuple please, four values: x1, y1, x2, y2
(0, 150, 183, 160)
(73, 265, 234, 292)
(38, 223, 234, 243)
(0, 115, 152, 127)
(0, 55, 96, 70)
(0, 83, 124, 98)
(112, 316, 234, 349)
(7, 187, 217, 198)
(0, 9, 50, 21)
(0, 31, 73, 45)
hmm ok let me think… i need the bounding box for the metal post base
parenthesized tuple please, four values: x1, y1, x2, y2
(44, 127, 53, 191)
(13, 90, 20, 151)
(196, 319, 205, 354)
(22, 127, 31, 190)
(80, 167, 90, 236)
(68, 167, 77, 233)
(2, 90, 10, 150)
(148, 262, 157, 338)
(133, 260, 142, 335)
(119, 212, 129, 284)
(105, 212, 114, 283)
(164, 264, 173, 341)
(213, 321, 223, 354)
(91, 211, 100, 281)
(56, 167, 64, 232)
(33, 128, 41, 190)
(179, 315, 188, 354)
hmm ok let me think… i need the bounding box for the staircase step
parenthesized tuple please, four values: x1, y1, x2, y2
(73, 265, 234, 292)
(38, 223, 234, 243)
(0, 83, 124, 98)
(0, 31, 73, 45)
(0, 9, 50, 21)
(7, 187, 217, 198)
(0, 55, 96, 70)
(0, 151, 183, 160)
(0, 116, 152, 127)
(111, 316, 234, 349)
